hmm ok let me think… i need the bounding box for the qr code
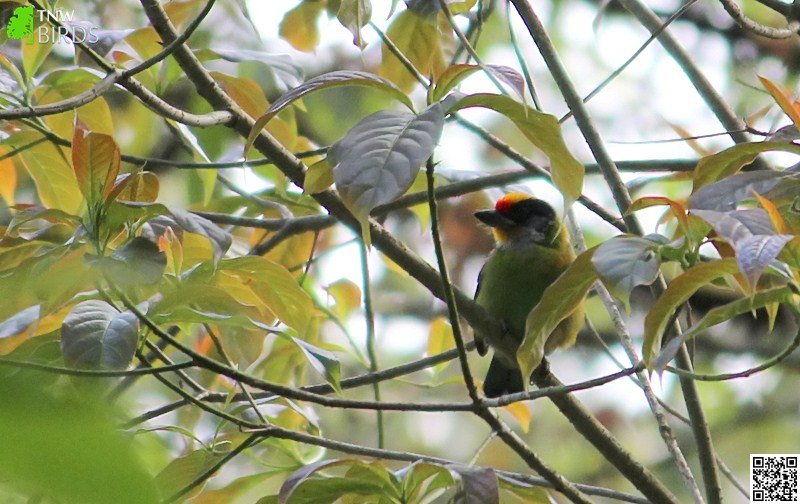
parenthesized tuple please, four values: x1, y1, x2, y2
(751, 455, 799, 503)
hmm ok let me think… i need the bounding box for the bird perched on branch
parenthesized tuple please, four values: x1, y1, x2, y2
(474, 193, 583, 397)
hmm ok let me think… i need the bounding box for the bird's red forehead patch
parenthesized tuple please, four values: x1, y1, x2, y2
(495, 192, 532, 214)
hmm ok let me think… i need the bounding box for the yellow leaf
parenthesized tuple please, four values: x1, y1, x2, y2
(210, 72, 268, 120)
(13, 134, 82, 213)
(503, 402, 532, 433)
(378, 9, 449, 92)
(279, 1, 324, 53)
(753, 192, 788, 234)
(758, 75, 800, 128)
(326, 279, 362, 319)
(427, 317, 454, 374)
(0, 147, 17, 205)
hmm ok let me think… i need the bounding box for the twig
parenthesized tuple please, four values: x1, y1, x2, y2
(359, 239, 384, 448)
(717, 0, 800, 38)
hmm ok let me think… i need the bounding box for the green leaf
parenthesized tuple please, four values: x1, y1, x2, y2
(220, 257, 316, 335)
(95, 236, 167, 287)
(126, 204, 232, 261)
(21, 27, 54, 80)
(7, 205, 80, 234)
(337, 0, 372, 48)
(155, 447, 229, 501)
(497, 474, 550, 503)
(643, 258, 740, 368)
(378, 8, 448, 91)
(71, 126, 120, 207)
(592, 235, 662, 312)
(652, 285, 796, 373)
(431, 64, 524, 103)
(292, 337, 343, 394)
(60, 300, 139, 370)
(9, 131, 83, 213)
(691, 141, 800, 191)
(0, 374, 159, 504)
(279, 460, 394, 504)
(246, 70, 413, 156)
(400, 462, 455, 503)
(519, 247, 596, 383)
(330, 103, 444, 224)
(194, 49, 303, 92)
(303, 158, 335, 194)
(446, 93, 584, 206)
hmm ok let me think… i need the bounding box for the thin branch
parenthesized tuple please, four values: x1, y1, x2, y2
(608, 0, 759, 155)
(560, 0, 700, 124)
(0, 72, 120, 119)
(667, 324, 800, 381)
(0, 357, 193, 377)
(249, 424, 650, 504)
(675, 347, 723, 503)
(359, 239, 384, 448)
(717, 0, 800, 38)
(164, 434, 261, 504)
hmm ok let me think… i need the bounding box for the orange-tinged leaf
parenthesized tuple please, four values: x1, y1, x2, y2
(628, 196, 689, 235)
(0, 147, 17, 204)
(758, 75, 800, 128)
(667, 122, 711, 157)
(71, 127, 120, 205)
(279, 1, 324, 53)
(753, 192, 788, 234)
(158, 227, 184, 276)
(503, 402, 532, 433)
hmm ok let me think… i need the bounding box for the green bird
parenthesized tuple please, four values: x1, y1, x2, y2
(474, 193, 584, 397)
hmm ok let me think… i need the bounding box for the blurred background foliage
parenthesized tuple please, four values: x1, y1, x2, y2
(0, 0, 799, 502)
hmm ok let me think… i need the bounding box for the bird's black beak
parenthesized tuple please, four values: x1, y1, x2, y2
(474, 210, 514, 228)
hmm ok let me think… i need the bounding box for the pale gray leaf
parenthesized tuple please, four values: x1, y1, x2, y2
(689, 171, 786, 210)
(331, 103, 444, 217)
(61, 300, 139, 370)
(736, 234, 793, 286)
(0, 305, 41, 339)
(448, 465, 499, 504)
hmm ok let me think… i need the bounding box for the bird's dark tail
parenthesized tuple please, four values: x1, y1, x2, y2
(483, 356, 524, 398)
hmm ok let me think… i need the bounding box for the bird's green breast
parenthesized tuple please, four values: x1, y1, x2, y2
(474, 233, 574, 362)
